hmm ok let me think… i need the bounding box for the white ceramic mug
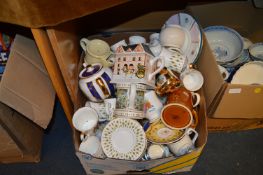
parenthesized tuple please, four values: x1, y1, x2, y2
(159, 48, 187, 73)
(80, 38, 112, 67)
(145, 144, 170, 160)
(129, 35, 146, 45)
(79, 136, 105, 158)
(168, 128, 198, 156)
(72, 107, 99, 137)
(110, 39, 128, 52)
(144, 91, 163, 123)
(180, 68, 204, 92)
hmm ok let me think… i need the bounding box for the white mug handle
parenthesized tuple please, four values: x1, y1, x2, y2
(186, 128, 199, 145)
(148, 57, 165, 81)
(192, 92, 200, 108)
(80, 38, 90, 53)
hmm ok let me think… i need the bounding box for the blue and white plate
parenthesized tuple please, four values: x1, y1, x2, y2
(164, 13, 203, 64)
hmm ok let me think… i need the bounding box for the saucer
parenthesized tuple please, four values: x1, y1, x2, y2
(164, 13, 203, 64)
(145, 120, 184, 144)
(101, 118, 146, 160)
(231, 61, 263, 85)
(204, 26, 244, 64)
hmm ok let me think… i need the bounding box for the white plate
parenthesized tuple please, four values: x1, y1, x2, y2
(231, 61, 263, 85)
(101, 118, 146, 160)
(204, 26, 244, 64)
(165, 13, 203, 64)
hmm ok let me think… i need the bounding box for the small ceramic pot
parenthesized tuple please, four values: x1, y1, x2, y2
(79, 63, 115, 102)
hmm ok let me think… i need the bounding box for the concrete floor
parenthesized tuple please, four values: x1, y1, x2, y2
(0, 101, 263, 175)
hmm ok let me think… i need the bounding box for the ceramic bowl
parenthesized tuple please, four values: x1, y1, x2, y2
(248, 42, 263, 61)
(204, 26, 244, 64)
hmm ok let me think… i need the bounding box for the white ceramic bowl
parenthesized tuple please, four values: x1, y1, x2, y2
(248, 42, 263, 61)
(204, 26, 244, 64)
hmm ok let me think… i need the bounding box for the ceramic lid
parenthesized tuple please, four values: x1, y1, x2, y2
(79, 63, 102, 79)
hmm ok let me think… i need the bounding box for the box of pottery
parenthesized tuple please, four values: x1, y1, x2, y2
(72, 29, 208, 175)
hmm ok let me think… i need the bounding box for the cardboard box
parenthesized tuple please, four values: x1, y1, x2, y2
(0, 102, 43, 163)
(188, 1, 263, 131)
(0, 35, 56, 128)
(69, 32, 207, 174)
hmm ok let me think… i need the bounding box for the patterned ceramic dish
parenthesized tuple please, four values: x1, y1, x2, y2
(248, 43, 263, 61)
(164, 13, 203, 64)
(145, 119, 184, 144)
(231, 61, 263, 85)
(204, 26, 244, 65)
(101, 118, 147, 160)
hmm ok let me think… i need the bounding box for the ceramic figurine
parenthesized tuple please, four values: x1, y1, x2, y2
(111, 43, 164, 87)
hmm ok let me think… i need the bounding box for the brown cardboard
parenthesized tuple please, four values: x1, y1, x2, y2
(189, 1, 263, 119)
(0, 35, 56, 128)
(71, 32, 207, 174)
(0, 102, 43, 163)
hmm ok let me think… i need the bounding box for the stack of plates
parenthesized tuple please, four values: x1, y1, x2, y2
(231, 61, 263, 85)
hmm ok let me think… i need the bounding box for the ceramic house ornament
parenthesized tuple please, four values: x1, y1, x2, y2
(111, 43, 164, 87)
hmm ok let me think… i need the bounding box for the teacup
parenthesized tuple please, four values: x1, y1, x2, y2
(80, 38, 112, 67)
(149, 33, 160, 42)
(155, 68, 181, 96)
(129, 35, 146, 45)
(217, 65, 230, 81)
(144, 144, 170, 160)
(168, 128, 198, 156)
(149, 42, 162, 57)
(160, 24, 191, 55)
(110, 39, 128, 52)
(144, 91, 163, 123)
(180, 68, 204, 91)
(72, 107, 99, 136)
(115, 83, 146, 119)
(79, 136, 105, 158)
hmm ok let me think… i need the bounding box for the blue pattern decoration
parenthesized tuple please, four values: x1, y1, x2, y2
(87, 82, 102, 100)
(101, 72, 115, 96)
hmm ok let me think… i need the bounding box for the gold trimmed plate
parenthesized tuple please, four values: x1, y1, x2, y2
(146, 120, 184, 144)
(101, 118, 147, 160)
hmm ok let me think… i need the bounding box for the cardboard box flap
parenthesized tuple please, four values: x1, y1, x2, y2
(0, 35, 56, 128)
(213, 84, 263, 119)
(196, 34, 225, 109)
(10, 35, 49, 76)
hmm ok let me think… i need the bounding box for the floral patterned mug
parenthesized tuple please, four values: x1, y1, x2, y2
(114, 83, 146, 119)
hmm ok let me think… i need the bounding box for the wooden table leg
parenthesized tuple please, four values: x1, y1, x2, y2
(31, 28, 74, 128)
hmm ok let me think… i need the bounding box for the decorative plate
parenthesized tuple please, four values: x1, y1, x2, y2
(231, 61, 263, 85)
(101, 118, 146, 160)
(204, 26, 244, 64)
(145, 120, 184, 144)
(165, 13, 203, 64)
